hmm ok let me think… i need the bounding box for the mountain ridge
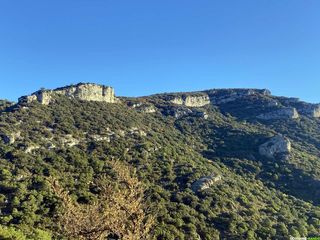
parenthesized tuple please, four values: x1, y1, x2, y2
(0, 82, 320, 239)
(11, 82, 320, 119)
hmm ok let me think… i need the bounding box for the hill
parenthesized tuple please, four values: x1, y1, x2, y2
(0, 83, 320, 239)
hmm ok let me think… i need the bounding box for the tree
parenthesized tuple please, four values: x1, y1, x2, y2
(49, 161, 154, 240)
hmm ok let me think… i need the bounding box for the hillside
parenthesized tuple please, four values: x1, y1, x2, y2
(0, 83, 320, 239)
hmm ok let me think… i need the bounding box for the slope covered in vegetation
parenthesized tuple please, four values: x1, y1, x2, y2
(0, 84, 319, 239)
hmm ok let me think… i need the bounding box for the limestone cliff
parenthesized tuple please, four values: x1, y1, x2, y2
(257, 107, 299, 120)
(259, 135, 292, 160)
(275, 97, 320, 118)
(19, 83, 118, 105)
(170, 94, 210, 107)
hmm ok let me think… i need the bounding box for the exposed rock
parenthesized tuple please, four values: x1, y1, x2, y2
(191, 173, 222, 192)
(128, 127, 147, 137)
(166, 107, 209, 119)
(281, 97, 300, 105)
(170, 94, 210, 107)
(257, 107, 299, 120)
(25, 145, 40, 154)
(90, 134, 111, 142)
(1, 131, 21, 144)
(133, 104, 157, 113)
(194, 111, 209, 119)
(128, 102, 143, 108)
(299, 104, 320, 118)
(266, 99, 279, 107)
(59, 134, 80, 147)
(207, 89, 271, 104)
(117, 130, 126, 137)
(172, 108, 193, 118)
(19, 83, 118, 105)
(259, 135, 291, 160)
(140, 105, 156, 113)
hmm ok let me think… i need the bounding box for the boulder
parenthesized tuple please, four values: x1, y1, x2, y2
(191, 173, 222, 192)
(259, 135, 291, 160)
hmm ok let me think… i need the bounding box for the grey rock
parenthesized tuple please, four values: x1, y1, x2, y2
(1, 131, 21, 144)
(90, 134, 111, 142)
(193, 111, 209, 119)
(259, 135, 291, 160)
(133, 104, 157, 113)
(257, 107, 299, 120)
(59, 134, 80, 147)
(170, 94, 210, 107)
(191, 173, 222, 192)
(173, 108, 193, 118)
(207, 89, 271, 104)
(19, 83, 118, 105)
(25, 145, 40, 154)
(299, 104, 320, 118)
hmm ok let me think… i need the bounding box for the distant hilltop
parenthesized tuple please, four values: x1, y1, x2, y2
(18, 83, 118, 105)
(17, 82, 320, 118)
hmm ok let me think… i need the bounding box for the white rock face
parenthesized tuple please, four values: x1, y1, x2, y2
(259, 135, 291, 160)
(191, 174, 222, 192)
(19, 83, 118, 105)
(257, 107, 299, 120)
(133, 104, 157, 113)
(170, 94, 210, 107)
(90, 135, 111, 142)
(300, 105, 320, 118)
(25, 145, 40, 154)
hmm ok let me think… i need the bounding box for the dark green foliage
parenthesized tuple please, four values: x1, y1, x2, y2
(0, 91, 319, 239)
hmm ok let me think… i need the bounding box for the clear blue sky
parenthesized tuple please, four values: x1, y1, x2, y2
(0, 0, 319, 103)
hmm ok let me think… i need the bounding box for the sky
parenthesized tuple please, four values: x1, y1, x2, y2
(0, 0, 319, 103)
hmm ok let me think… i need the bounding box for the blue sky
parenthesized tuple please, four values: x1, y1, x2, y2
(0, 0, 319, 102)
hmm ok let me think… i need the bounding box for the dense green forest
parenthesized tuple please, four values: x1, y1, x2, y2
(0, 85, 320, 239)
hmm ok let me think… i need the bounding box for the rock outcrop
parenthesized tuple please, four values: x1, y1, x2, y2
(257, 107, 299, 120)
(129, 103, 157, 113)
(191, 173, 222, 192)
(171, 107, 193, 118)
(1, 131, 21, 144)
(206, 89, 271, 104)
(19, 83, 118, 105)
(259, 135, 291, 160)
(170, 94, 210, 107)
(298, 104, 320, 118)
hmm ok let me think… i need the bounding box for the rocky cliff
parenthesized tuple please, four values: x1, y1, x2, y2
(18, 83, 118, 105)
(257, 107, 299, 120)
(170, 94, 210, 107)
(1, 83, 320, 239)
(259, 135, 292, 160)
(297, 104, 320, 118)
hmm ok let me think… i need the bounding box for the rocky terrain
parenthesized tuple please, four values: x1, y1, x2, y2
(0, 83, 320, 239)
(18, 83, 118, 105)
